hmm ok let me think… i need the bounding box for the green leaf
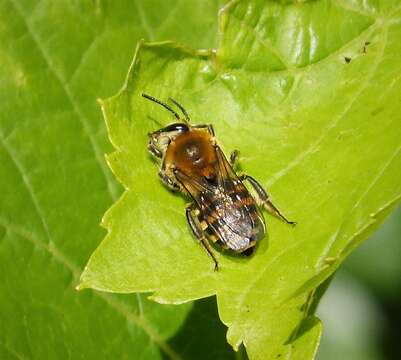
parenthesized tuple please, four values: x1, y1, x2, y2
(80, 0, 401, 359)
(0, 0, 231, 359)
(343, 203, 401, 299)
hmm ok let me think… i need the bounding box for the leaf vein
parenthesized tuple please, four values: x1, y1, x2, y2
(228, 11, 291, 70)
(68, 31, 104, 85)
(332, 0, 377, 18)
(7, 0, 119, 202)
(0, 133, 52, 245)
(0, 221, 180, 360)
(0, 342, 28, 360)
(156, 0, 183, 35)
(134, 0, 155, 41)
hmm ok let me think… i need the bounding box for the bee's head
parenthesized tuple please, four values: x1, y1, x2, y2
(148, 121, 189, 151)
(143, 93, 192, 158)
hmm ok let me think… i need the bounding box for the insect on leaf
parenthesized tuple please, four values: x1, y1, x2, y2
(79, 1, 401, 359)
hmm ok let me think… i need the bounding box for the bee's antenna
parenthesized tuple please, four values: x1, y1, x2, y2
(142, 93, 180, 120)
(169, 97, 190, 123)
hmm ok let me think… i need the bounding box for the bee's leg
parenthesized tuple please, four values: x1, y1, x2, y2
(229, 150, 239, 167)
(148, 143, 162, 158)
(147, 135, 163, 158)
(185, 204, 219, 271)
(191, 124, 215, 136)
(240, 174, 296, 226)
(158, 171, 180, 191)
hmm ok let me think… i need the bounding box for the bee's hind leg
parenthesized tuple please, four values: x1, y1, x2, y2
(240, 174, 296, 226)
(185, 204, 219, 271)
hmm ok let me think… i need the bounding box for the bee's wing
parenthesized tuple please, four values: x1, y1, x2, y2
(175, 152, 262, 251)
(174, 169, 215, 203)
(212, 146, 266, 247)
(214, 145, 243, 190)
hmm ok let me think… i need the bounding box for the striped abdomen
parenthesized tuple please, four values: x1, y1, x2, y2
(199, 180, 265, 252)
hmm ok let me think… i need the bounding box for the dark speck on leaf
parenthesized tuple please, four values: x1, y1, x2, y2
(363, 41, 371, 53)
(344, 56, 352, 64)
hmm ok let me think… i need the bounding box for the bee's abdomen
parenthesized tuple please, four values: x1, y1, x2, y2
(201, 190, 265, 252)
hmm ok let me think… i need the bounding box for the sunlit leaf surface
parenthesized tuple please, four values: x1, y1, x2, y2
(80, 0, 401, 359)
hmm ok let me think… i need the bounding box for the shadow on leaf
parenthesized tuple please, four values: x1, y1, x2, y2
(165, 296, 248, 359)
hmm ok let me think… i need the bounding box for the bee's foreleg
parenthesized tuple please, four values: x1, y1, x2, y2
(240, 174, 296, 226)
(148, 144, 162, 158)
(185, 204, 219, 271)
(147, 136, 163, 158)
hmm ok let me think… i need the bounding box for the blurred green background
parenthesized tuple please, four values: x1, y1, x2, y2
(317, 205, 401, 360)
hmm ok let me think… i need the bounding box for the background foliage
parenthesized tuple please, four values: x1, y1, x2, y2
(1, 1, 400, 359)
(0, 1, 231, 359)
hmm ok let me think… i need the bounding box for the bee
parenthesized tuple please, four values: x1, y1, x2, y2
(143, 94, 295, 270)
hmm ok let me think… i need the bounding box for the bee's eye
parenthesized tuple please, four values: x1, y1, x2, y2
(162, 123, 189, 133)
